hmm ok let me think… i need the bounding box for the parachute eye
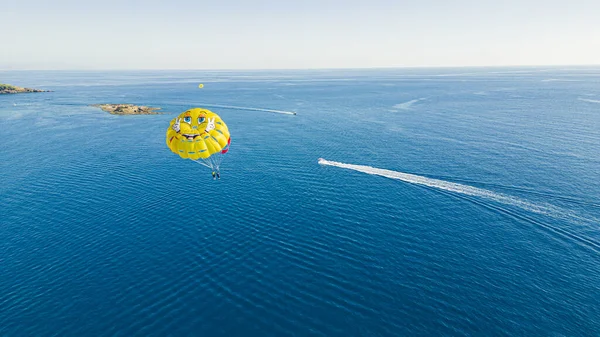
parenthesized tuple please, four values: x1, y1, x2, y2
(198, 116, 206, 124)
(183, 116, 192, 124)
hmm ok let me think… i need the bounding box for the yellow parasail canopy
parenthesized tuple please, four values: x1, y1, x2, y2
(165, 108, 231, 167)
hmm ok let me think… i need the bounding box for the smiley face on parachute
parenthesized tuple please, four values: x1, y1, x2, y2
(166, 108, 230, 160)
(174, 109, 212, 140)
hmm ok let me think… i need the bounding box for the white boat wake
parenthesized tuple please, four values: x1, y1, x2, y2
(318, 158, 600, 251)
(578, 98, 600, 104)
(318, 159, 560, 215)
(198, 103, 296, 115)
(392, 98, 426, 110)
(317, 159, 600, 240)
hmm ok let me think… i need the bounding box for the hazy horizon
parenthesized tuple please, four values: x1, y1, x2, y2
(2, 0, 599, 70)
(2, 64, 600, 72)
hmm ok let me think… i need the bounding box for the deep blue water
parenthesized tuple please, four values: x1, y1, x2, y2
(1, 68, 599, 336)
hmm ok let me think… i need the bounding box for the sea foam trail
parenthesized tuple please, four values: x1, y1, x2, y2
(319, 159, 600, 252)
(318, 159, 599, 227)
(198, 103, 296, 115)
(578, 98, 600, 104)
(393, 98, 426, 110)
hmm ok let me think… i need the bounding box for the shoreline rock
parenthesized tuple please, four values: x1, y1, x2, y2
(91, 104, 162, 115)
(0, 83, 51, 94)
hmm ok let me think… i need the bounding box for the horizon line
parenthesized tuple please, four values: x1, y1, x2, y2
(2, 64, 600, 72)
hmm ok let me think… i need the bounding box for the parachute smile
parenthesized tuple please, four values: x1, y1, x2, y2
(182, 133, 200, 140)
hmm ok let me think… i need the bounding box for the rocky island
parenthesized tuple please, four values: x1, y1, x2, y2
(0, 83, 51, 94)
(91, 104, 162, 115)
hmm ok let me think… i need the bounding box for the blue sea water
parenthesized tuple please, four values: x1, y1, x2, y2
(1, 67, 599, 336)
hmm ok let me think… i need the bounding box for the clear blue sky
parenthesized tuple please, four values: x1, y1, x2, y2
(1, 0, 599, 69)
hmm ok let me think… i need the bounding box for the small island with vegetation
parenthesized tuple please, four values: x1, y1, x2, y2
(0, 83, 51, 94)
(91, 104, 162, 115)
